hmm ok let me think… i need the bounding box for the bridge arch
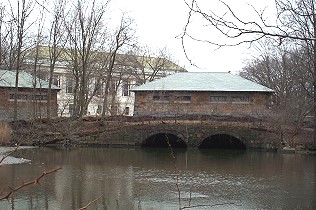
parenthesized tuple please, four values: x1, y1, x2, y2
(142, 132, 187, 148)
(198, 133, 246, 150)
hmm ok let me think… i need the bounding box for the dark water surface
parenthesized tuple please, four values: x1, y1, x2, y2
(0, 147, 315, 210)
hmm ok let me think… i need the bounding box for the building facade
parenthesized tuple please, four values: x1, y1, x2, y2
(132, 72, 274, 117)
(0, 70, 60, 120)
(23, 46, 186, 117)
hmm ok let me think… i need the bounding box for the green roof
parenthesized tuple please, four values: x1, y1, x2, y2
(0, 70, 60, 90)
(132, 72, 274, 92)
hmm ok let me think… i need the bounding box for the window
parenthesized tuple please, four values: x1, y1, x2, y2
(9, 93, 15, 100)
(210, 95, 251, 104)
(210, 96, 228, 103)
(8, 92, 47, 102)
(97, 105, 102, 114)
(122, 81, 129, 96)
(9, 93, 28, 101)
(69, 104, 74, 116)
(124, 107, 130, 115)
(52, 75, 60, 87)
(111, 105, 118, 115)
(232, 96, 251, 103)
(34, 94, 48, 101)
(174, 95, 191, 103)
(18, 94, 28, 100)
(153, 92, 170, 102)
(66, 77, 74, 93)
(95, 82, 103, 96)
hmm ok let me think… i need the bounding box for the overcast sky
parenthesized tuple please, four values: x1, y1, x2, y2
(108, 0, 276, 73)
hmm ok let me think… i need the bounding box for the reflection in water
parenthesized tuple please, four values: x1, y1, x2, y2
(0, 148, 315, 209)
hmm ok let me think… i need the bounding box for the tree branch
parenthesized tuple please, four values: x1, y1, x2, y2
(0, 137, 32, 165)
(183, 0, 316, 49)
(0, 167, 62, 200)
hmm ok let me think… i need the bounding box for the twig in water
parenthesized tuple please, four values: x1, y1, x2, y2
(181, 202, 239, 209)
(76, 195, 103, 210)
(165, 135, 182, 209)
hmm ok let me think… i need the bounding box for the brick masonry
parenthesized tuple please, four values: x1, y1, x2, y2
(0, 87, 59, 120)
(133, 91, 272, 117)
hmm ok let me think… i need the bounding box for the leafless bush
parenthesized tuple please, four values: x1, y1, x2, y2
(0, 122, 12, 145)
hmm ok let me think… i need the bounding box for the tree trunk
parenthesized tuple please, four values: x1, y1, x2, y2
(14, 68, 19, 121)
(102, 51, 117, 117)
(47, 63, 53, 119)
(313, 13, 316, 147)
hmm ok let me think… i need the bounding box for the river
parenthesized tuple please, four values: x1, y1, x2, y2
(0, 147, 315, 209)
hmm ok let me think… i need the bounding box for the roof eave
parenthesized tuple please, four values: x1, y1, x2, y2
(131, 89, 274, 93)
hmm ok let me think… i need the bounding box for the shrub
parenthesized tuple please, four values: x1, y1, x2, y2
(0, 121, 12, 145)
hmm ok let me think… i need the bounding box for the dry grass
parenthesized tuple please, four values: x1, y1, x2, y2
(0, 122, 12, 145)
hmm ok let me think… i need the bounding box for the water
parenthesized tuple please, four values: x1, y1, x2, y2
(0, 147, 315, 210)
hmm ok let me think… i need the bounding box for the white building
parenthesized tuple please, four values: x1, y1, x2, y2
(23, 46, 186, 117)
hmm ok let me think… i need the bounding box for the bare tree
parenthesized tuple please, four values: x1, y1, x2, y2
(101, 16, 136, 117)
(6, 0, 35, 121)
(64, 0, 109, 118)
(241, 41, 313, 135)
(0, 4, 5, 67)
(0, 3, 13, 69)
(29, 1, 48, 119)
(183, 0, 316, 147)
(131, 47, 182, 85)
(45, 0, 67, 119)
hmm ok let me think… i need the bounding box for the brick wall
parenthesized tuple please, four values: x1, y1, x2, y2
(134, 91, 272, 117)
(0, 87, 59, 120)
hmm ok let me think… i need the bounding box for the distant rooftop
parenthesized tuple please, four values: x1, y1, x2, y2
(0, 70, 59, 90)
(25, 45, 186, 72)
(132, 72, 274, 92)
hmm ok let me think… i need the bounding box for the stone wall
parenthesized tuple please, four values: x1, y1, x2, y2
(79, 122, 279, 150)
(134, 91, 272, 117)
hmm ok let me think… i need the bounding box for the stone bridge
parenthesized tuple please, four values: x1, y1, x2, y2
(81, 120, 279, 150)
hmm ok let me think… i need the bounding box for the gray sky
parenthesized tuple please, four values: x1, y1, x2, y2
(5, 0, 276, 73)
(109, 0, 276, 73)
